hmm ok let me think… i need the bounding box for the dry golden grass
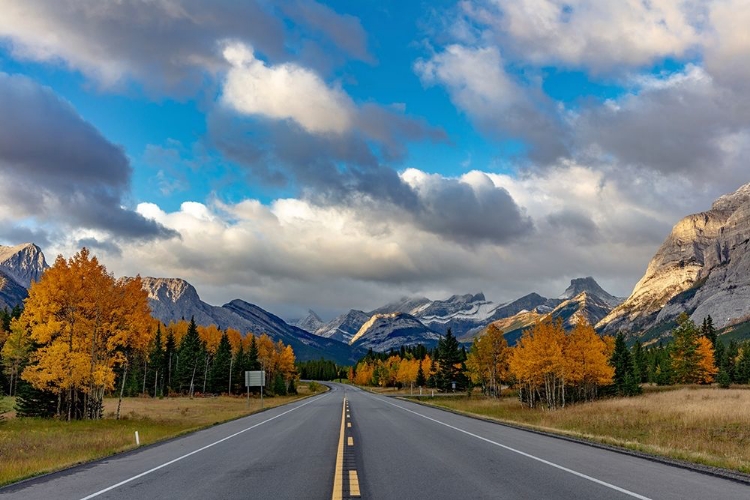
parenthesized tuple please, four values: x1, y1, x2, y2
(0, 385, 319, 486)
(413, 386, 750, 473)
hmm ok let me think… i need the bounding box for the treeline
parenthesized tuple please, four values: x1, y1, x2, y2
(296, 359, 345, 381)
(352, 313, 747, 410)
(0, 248, 298, 421)
(634, 315, 750, 387)
(350, 332, 468, 392)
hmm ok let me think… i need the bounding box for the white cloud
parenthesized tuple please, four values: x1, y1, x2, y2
(465, 0, 702, 71)
(221, 42, 355, 135)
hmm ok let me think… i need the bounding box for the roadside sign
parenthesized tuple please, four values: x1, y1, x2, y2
(245, 370, 266, 387)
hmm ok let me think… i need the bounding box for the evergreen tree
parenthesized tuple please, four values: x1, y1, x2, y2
(632, 340, 648, 384)
(287, 377, 297, 395)
(737, 343, 750, 384)
(721, 340, 740, 383)
(610, 332, 640, 396)
(435, 329, 466, 391)
(700, 316, 717, 348)
(177, 317, 206, 396)
(209, 332, 233, 394)
(416, 360, 426, 387)
(164, 329, 177, 394)
(15, 378, 57, 418)
(148, 325, 165, 397)
(231, 342, 246, 394)
(247, 336, 260, 370)
(272, 372, 287, 396)
(717, 368, 731, 388)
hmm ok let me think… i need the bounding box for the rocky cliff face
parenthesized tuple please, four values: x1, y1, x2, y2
(598, 182, 750, 334)
(0, 243, 48, 288)
(314, 309, 371, 343)
(292, 310, 325, 333)
(349, 312, 442, 352)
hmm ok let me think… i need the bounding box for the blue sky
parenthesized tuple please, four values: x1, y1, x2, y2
(1, 1, 749, 319)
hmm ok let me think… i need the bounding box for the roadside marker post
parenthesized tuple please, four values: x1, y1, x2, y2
(135, 431, 140, 446)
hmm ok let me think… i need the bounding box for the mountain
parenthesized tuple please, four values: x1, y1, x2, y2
(559, 277, 623, 309)
(349, 313, 442, 352)
(598, 182, 750, 336)
(292, 310, 324, 333)
(470, 279, 621, 345)
(0, 243, 48, 289)
(369, 296, 432, 316)
(141, 277, 360, 364)
(0, 243, 48, 309)
(0, 267, 28, 311)
(314, 309, 371, 343)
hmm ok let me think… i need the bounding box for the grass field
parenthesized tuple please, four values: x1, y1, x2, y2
(0, 384, 322, 486)
(408, 386, 750, 473)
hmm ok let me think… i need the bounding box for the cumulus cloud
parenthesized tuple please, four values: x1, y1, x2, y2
(0, 73, 177, 241)
(0, 0, 370, 93)
(459, 0, 703, 72)
(91, 162, 701, 319)
(221, 43, 355, 135)
(414, 44, 568, 162)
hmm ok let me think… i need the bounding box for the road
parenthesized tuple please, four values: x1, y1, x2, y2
(1, 383, 748, 499)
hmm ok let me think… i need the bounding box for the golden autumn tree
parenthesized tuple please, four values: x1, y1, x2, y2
(671, 314, 718, 384)
(509, 319, 566, 409)
(1, 318, 31, 396)
(694, 336, 719, 384)
(564, 320, 614, 401)
(466, 324, 509, 397)
(21, 248, 153, 420)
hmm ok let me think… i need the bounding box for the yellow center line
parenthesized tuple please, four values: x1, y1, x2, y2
(331, 397, 347, 500)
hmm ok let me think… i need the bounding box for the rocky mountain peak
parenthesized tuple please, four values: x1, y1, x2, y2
(293, 309, 324, 333)
(0, 242, 48, 288)
(140, 277, 199, 304)
(559, 277, 622, 308)
(599, 181, 750, 334)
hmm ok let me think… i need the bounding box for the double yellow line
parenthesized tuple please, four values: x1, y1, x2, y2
(332, 397, 360, 499)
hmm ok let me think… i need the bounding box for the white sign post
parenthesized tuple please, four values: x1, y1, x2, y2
(245, 370, 266, 408)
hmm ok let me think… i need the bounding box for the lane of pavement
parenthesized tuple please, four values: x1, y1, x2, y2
(342, 384, 750, 500)
(1, 387, 344, 500)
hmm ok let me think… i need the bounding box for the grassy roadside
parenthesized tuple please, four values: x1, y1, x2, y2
(405, 386, 750, 474)
(0, 383, 324, 486)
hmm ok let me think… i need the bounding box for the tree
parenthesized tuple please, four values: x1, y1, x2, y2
(700, 316, 717, 349)
(631, 340, 648, 384)
(509, 319, 567, 408)
(148, 324, 165, 397)
(671, 314, 716, 384)
(177, 317, 206, 397)
(564, 321, 614, 402)
(466, 324, 509, 397)
(416, 360, 426, 387)
(610, 332, 640, 396)
(164, 328, 177, 394)
(1, 318, 30, 396)
(209, 332, 232, 394)
(20, 249, 153, 420)
(272, 372, 287, 396)
(435, 329, 466, 392)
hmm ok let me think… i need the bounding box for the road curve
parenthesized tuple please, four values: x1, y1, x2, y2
(2, 382, 749, 500)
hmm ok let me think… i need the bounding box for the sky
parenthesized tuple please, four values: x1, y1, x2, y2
(1, 0, 750, 321)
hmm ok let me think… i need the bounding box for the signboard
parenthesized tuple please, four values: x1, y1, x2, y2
(245, 370, 266, 387)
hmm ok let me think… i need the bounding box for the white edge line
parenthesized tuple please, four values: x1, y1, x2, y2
(79, 393, 328, 500)
(377, 396, 652, 500)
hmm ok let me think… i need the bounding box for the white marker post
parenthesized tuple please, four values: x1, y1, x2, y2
(135, 431, 140, 446)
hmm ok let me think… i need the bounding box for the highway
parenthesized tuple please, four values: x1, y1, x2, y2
(2, 383, 749, 499)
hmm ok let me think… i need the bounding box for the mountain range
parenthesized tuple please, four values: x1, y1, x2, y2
(3, 180, 750, 357)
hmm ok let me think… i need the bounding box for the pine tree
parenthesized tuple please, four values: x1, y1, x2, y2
(148, 325, 165, 397)
(163, 329, 177, 394)
(610, 332, 640, 396)
(247, 336, 260, 370)
(287, 377, 297, 395)
(700, 316, 717, 348)
(632, 340, 648, 384)
(272, 372, 287, 396)
(177, 317, 205, 396)
(15, 378, 57, 418)
(209, 332, 232, 394)
(436, 329, 466, 392)
(416, 360, 426, 387)
(231, 342, 246, 394)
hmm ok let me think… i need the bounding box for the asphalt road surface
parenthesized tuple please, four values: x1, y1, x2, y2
(2, 383, 749, 499)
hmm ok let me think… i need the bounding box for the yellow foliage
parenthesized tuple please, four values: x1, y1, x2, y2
(20, 248, 153, 420)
